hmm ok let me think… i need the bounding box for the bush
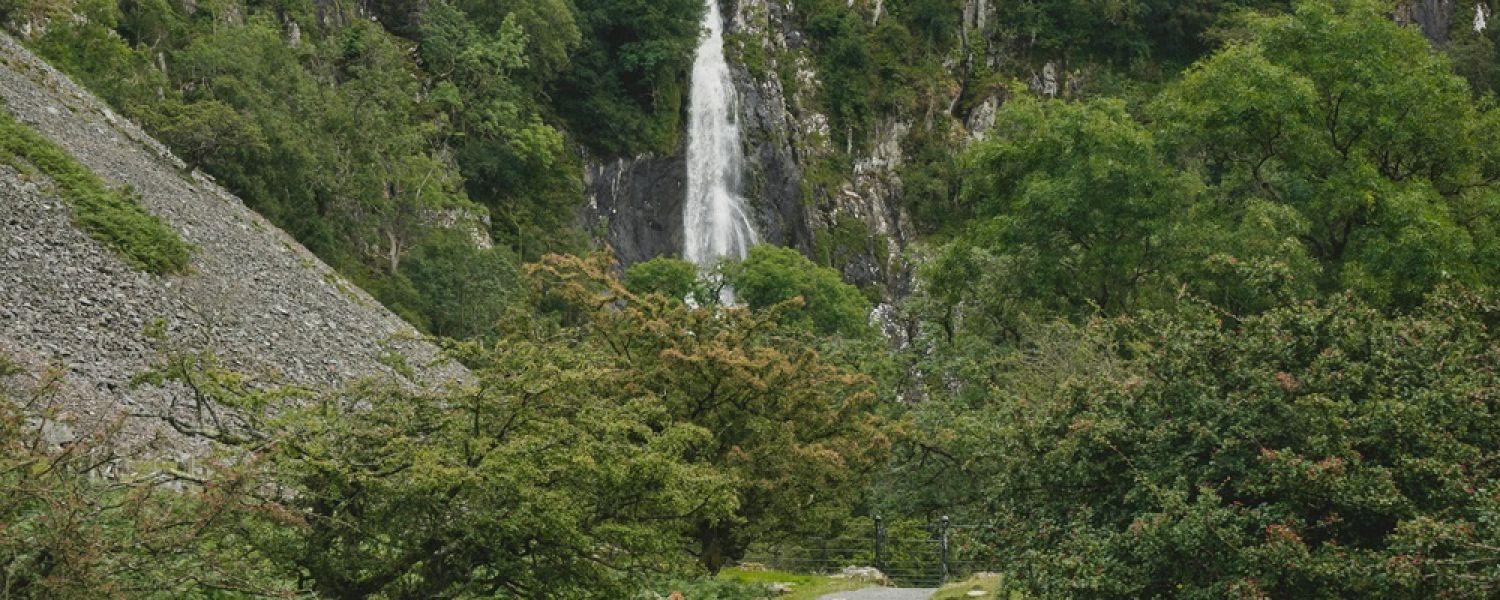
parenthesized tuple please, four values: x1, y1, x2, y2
(624, 256, 705, 303)
(725, 245, 873, 338)
(400, 230, 523, 339)
(904, 289, 1500, 598)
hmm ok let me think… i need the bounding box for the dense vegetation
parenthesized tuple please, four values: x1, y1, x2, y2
(3, 0, 1500, 597)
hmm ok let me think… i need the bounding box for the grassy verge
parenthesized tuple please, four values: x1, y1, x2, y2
(718, 567, 872, 600)
(0, 103, 191, 274)
(933, 574, 1025, 599)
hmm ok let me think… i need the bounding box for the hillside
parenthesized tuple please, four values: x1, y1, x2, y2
(0, 32, 460, 448)
(1, 0, 1498, 597)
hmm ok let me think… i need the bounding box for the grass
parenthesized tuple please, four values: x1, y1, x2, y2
(932, 574, 1025, 600)
(0, 103, 192, 274)
(718, 567, 872, 600)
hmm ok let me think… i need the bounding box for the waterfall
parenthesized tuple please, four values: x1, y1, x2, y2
(684, 0, 757, 273)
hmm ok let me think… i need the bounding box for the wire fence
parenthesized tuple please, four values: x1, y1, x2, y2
(738, 517, 1004, 588)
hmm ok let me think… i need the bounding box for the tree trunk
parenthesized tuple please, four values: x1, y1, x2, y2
(386, 228, 402, 274)
(697, 522, 733, 574)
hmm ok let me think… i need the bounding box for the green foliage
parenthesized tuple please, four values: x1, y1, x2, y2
(814, 213, 889, 277)
(624, 256, 707, 303)
(1155, 0, 1500, 308)
(0, 106, 192, 274)
(533, 253, 892, 572)
(782, 0, 964, 152)
(899, 121, 965, 233)
(134, 330, 736, 598)
(725, 245, 874, 338)
(553, 0, 702, 155)
(141, 98, 268, 171)
(897, 289, 1500, 598)
(996, 0, 1289, 65)
(0, 360, 286, 597)
(935, 0, 1500, 340)
(0, 252, 888, 595)
(398, 230, 524, 339)
(948, 94, 1197, 332)
(418, 0, 584, 260)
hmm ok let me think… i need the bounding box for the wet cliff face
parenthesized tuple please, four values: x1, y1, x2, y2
(1397, 0, 1456, 43)
(582, 153, 687, 265)
(727, 0, 815, 259)
(582, 0, 816, 270)
(581, 0, 918, 298)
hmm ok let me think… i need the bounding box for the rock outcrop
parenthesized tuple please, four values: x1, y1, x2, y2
(0, 33, 462, 449)
(1398, 0, 1459, 43)
(582, 153, 688, 265)
(583, 0, 915, 298)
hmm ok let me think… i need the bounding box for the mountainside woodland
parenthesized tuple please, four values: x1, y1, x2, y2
(3, 0, 1500, 598)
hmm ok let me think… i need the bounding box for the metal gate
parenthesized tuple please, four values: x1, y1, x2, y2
(739, 516, 991, 588)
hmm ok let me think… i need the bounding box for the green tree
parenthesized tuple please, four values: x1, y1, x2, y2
(624, 256, 708, 303)
(940, 94, 1196, 339)
(532, 253, 892, 573)
(725, 245, 874, 338)
(896, 289, 1500, 598)
(0, 356, 285, 597)
(552, 0, 702, 155)
(1155, 0, 1500, 307)
(420, 1, 583, 259)
(996, 0, 1289, 64)
(400, 230, 524, 339)
(140, 98, 267, 172)
(136, 331, 733, 598)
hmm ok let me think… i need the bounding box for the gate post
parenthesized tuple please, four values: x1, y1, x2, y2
(874, 515, 885, 574)
(939, 515, 951, 584)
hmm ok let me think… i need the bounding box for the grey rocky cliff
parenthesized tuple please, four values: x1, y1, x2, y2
(581, 0, 816, 269)
(1391, 1, 1496, 44)
(582, 0, 917, 298)
(1398, 0, 1460, 44)
(727, 0, 815, 260)
(0, 33, 463, 451)
(582, 153, 687, 265)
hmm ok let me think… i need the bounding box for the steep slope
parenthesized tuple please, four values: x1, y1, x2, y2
(0, 33, 461, 448)
(580, 0, 1482, 303)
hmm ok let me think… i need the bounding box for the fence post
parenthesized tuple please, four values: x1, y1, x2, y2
(874, 515, 885, 575)
(939, 515, 951, 584)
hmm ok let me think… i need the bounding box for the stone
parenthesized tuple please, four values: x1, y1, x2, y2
(834, 565, 886, 581)
(0, 32, 464, 452)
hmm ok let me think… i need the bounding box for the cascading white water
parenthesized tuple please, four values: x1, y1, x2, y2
(684, 0, 757, 273)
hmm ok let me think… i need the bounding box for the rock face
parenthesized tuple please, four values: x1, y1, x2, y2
(1330, 1, 1495, 52)
(1396, 0, 1468, 44)
(582, 0, 816, 269)
(582, 0, 911, 297)
(725, 0, 819, 259)
(0, 33, 462, 449)
(583, 153, 688, 264)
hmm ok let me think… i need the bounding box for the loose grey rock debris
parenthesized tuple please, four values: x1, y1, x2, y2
(0, 32, 465, 453)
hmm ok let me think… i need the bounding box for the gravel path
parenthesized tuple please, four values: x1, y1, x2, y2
(818, 588, 936, 600)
